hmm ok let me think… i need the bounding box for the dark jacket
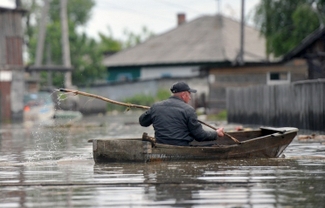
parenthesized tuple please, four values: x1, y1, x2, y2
(139, 96, 217, 146)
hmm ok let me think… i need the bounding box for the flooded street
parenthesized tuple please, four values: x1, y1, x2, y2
(0, 112, 325, 207)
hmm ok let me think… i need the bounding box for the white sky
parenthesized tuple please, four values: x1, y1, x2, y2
(0, 0, 260, 40)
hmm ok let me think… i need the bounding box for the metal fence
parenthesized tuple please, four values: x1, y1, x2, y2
(227, 79, 325, 131)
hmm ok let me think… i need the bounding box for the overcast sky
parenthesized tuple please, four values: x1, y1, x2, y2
(0, 0, 260, 40)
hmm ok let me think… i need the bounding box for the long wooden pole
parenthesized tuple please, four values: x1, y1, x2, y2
(59, 88, 241, 144)
(59, 88, 150, 110)
(197, 120, 241, 144)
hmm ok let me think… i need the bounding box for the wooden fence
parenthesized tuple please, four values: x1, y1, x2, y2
(227, 79, 325, 131)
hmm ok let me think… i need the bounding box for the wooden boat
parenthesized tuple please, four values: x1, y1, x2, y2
(90, 127, 298, 163)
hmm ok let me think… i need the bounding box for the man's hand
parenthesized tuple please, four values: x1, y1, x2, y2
(216, 127, 224, 137)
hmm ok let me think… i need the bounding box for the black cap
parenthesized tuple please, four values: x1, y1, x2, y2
(170, 82, 197, 93)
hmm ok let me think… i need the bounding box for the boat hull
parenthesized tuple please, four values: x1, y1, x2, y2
(92, 127, 298, 163)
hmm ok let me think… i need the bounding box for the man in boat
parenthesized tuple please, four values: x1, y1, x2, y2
(139, 81, 224, 146)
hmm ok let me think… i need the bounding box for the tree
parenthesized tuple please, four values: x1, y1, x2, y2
(23, 0, 154, 87)
(123, 26, 155, 48)
(254, 0, 325, 57)
(98, 27, 123, 53)
(24, 0, 119, 87)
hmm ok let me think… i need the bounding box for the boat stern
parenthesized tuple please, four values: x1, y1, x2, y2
(92, 139, 151, 163)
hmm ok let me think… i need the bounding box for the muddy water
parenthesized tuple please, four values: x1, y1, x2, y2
(0, 112, 325, 207)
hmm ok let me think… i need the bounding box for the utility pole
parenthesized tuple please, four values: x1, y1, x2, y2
(239, 0, 245, 65)
(35, 0, 50, 67)
(32, 0, 50, 91)
(60, 0, 72, 87)
(60, 0, 79, 111)
(15, 0, 21, 8)
(216, 0, 221, 15)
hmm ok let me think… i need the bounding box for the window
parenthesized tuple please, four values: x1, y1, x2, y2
(267, 72, 291, 85)
(117, 73, 133, 81)
(161, 73, 171, 78)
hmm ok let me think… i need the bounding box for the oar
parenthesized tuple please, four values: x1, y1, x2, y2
(58, 88, 241, 143)
(198, 120, 241, 144)
(59, 88, 150, 110)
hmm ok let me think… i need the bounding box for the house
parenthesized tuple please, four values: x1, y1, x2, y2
(282, 26, 325, 79)
(102, 14, 307, 113)
(103, 14, 271, 82)
(0, 6, 26, 122)
(207, 59, 307, 112)
(225, 26, 325, 130)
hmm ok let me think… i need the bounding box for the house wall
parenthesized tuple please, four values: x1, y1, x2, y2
(107, 66, 200, 82)
(0, 71, 11, 123)
(0, 8, 25, 122)
(207, 60, 308, 113)
(0, 9, 24, 65)
(305, 36, 325, 79)
(141, 66, 200, 79)
(11, 70, 24, 121)
(107, 67, 141, 82)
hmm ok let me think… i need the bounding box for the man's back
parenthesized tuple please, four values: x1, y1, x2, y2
(139, 96, 217, 146)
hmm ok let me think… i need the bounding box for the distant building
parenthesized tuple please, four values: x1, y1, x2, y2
(102, 14, 307, 113)
(282, 27, 325, 79)
(0, 7, 26, 122)
(103, 14, 271, 83)
(207, 59, 307, 112)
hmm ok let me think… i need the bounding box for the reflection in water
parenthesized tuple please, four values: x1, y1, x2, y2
(92, 158, 325, 207)
(0, 113, 324, 207)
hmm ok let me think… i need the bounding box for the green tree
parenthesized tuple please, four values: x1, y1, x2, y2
(123, 26, 155, 48)
(23, 0, 154, 87)
(254, 0, 325, 57)
(98, 27, 123, 53)
(24, 0, 120, 87)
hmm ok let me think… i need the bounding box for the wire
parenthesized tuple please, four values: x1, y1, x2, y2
(155, 0, 205, 15)
(95, 0, 216, 24)
(95, 0, 174, 24)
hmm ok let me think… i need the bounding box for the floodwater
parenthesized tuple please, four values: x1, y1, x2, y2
(0, 112, 325, 208)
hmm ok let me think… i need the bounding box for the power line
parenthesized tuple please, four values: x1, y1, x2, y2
(95, 0, 216, 24)
(96, 1, 174, 24)
(155, 0, 205, 15)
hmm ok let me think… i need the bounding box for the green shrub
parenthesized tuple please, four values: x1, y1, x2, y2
(106, 103, 126, 112)
(156, 89, 171, 101)
(207, 110, 227, 121)
(105, 89, 172, 112)
(124, 94, 155, 107)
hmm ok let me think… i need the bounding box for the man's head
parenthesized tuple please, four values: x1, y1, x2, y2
(170, 82, 197, 103)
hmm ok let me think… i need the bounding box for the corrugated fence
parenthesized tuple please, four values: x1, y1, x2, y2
(227, 79, 325, 131)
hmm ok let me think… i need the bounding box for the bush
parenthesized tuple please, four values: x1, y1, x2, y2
(106, 89, 171, 112)
(207, 110, 227, 121)
(156, 89, 171, 101)
(124, 94, 155, 107)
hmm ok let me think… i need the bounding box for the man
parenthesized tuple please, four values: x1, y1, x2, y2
(139, 81, 224, 146)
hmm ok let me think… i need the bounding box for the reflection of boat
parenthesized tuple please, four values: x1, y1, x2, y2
(90, 127, 298, 163)
(23, 92, 55, 122)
